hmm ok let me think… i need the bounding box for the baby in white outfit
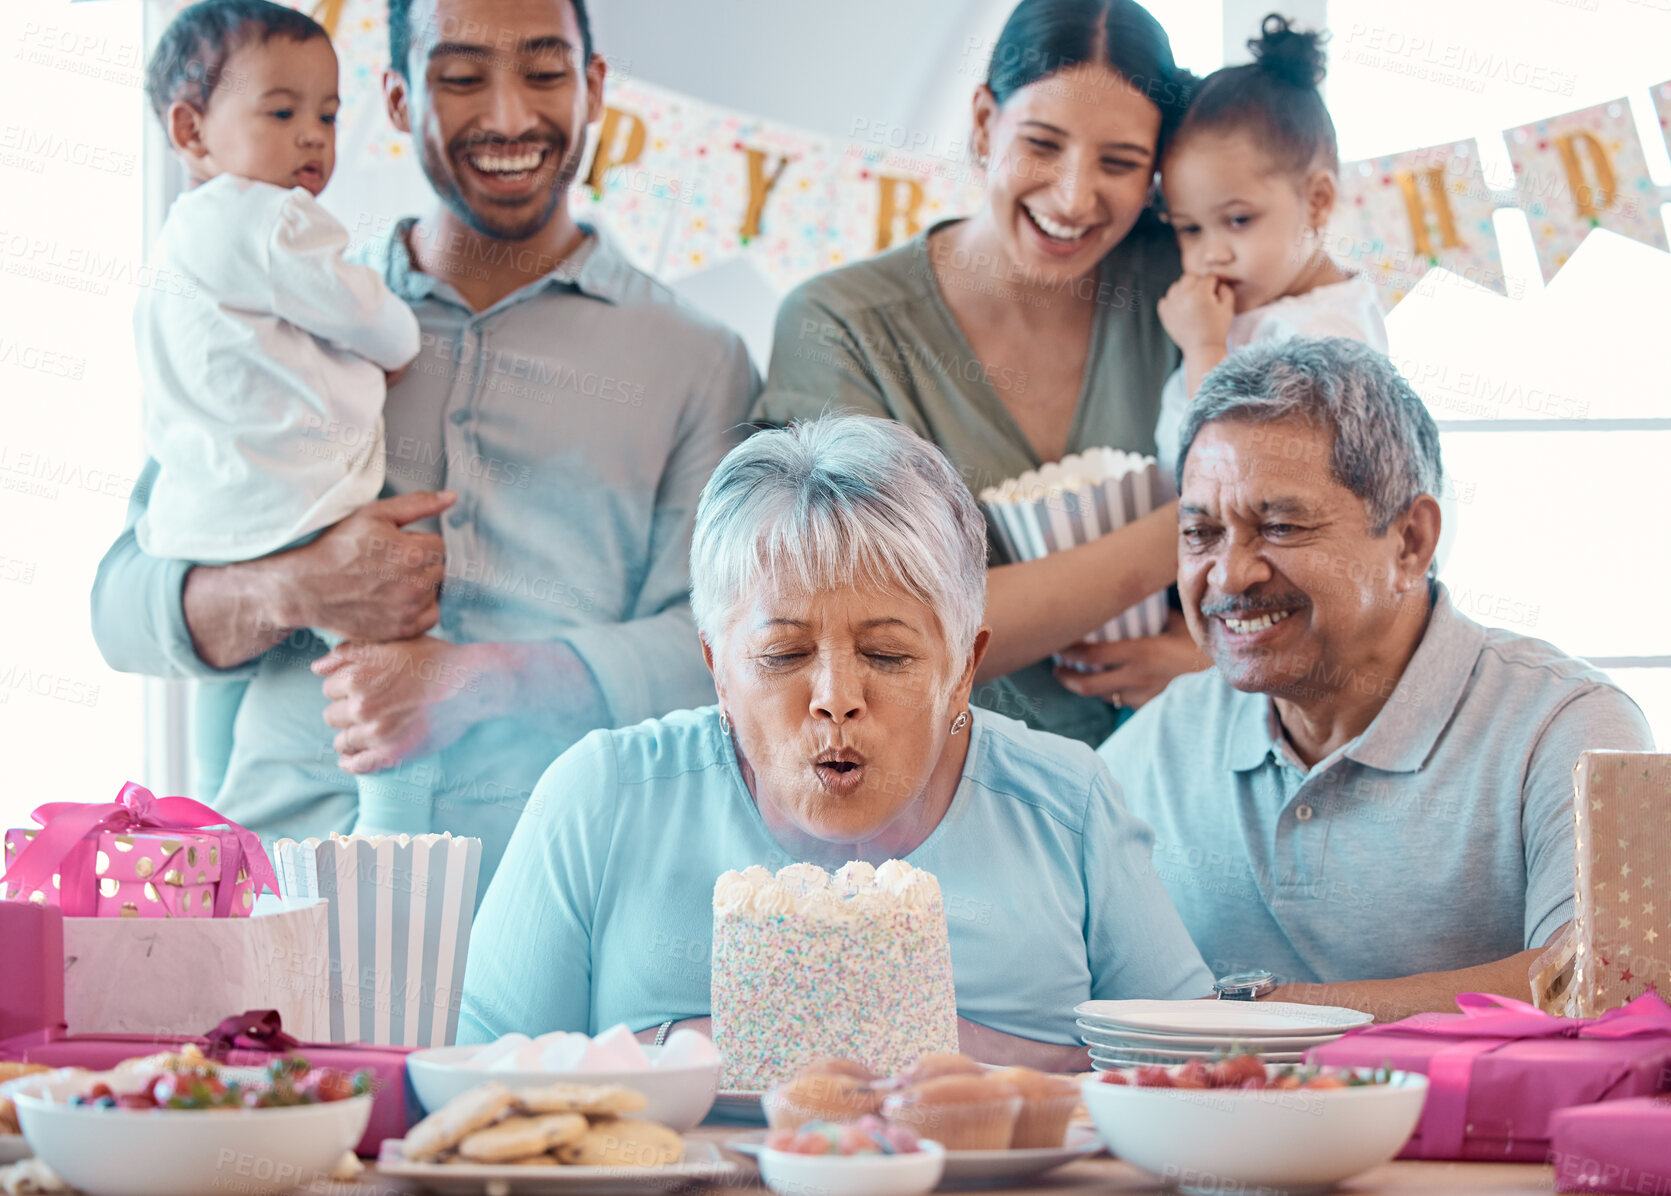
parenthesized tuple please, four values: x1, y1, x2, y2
(1153, 16, 1386, 476)
(138, 0, 424, 823)
(136, 0, 419, 563)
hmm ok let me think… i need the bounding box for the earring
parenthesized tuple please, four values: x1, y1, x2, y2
(719, 710, 731, 736)
(950, 710, 970, 736)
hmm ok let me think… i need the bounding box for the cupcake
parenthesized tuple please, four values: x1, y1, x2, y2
(881, 1074, 1023, 1150)
(986, 1067, 1080, 1148)
(795, 1057, 877, 1083)
(892, 1051, 983, 1087)
(763, 1072, 881, 1130)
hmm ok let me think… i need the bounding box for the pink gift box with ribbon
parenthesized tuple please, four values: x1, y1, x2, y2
(1551, 1096, 1671, 1193)
(1, 782, 276, 918)
(1306, 992, 1671, 1161)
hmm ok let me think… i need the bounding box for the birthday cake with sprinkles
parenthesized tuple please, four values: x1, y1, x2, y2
(710, 859, 959, 1092)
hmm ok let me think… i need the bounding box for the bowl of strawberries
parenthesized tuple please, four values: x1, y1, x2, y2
(11, 1054, 372, 1196)
(1080, 1052, 1427, 1196)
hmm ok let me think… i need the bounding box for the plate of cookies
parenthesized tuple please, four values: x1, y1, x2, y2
(380, 1078, 746, 1193)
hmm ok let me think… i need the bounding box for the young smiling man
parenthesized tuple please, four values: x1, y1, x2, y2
(1098, 337, 1652, 1019)
(92, 0, 758, 887)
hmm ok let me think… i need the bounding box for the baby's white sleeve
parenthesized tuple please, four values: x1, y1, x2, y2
(163, 182, 290, 312)
(266, 189, 422, 370)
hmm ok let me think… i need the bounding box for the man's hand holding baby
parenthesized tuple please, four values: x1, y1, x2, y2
(181, 488, 454, 670)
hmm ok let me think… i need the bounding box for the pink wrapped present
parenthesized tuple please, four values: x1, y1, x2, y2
(0, 1011, 415, 1158)
(1551, 1096, 1671, 1193)
(1306, 992, 1671, 1161)
(0, 902, 64, 1040)
(1, 782, 276, 918)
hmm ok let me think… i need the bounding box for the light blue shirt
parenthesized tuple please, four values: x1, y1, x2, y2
(90, 223, 759, 882)
(1100, 584, 1655, 985)
(459, 705, 1213, 1046)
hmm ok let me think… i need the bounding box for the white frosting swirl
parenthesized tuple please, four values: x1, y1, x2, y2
(891, 874, 938, 911)
(713, 870, 757, 915)
(750, 881, 796, 917)
(874, 858, 916, 891)
(740, 864, 774, 887)
(775, 862, 830, 895)
(833, 861, 876, 892)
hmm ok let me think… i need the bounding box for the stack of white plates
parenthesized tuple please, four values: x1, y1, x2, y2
(1073, 999, 1374, 1071)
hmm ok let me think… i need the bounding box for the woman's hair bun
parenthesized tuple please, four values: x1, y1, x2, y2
(1249, 13, 1327, 89)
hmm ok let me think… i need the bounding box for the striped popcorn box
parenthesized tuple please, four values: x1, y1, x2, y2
(980, 447, 1176, 646)
(272, 832, 481, 1047)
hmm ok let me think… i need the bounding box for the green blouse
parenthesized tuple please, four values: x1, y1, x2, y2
(753, 216, 1182, 748)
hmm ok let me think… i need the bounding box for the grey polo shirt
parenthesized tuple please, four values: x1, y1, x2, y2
(1099, 583, 1654, 984)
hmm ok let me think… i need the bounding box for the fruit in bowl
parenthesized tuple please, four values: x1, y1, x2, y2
(758, 1118, 945, 1196)
(65, 1056, 372, 1111)
(1082, 1055, 1427, 1196)
(11, 1057, 372, 1196)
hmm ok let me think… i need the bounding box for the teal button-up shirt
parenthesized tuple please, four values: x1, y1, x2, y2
(91, 221, 759, 882)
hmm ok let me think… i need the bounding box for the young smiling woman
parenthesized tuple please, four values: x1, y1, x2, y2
(755, 0, 1211, 749)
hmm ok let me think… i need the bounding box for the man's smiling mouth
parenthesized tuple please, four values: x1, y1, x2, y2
(1220, 610, 1293, 634)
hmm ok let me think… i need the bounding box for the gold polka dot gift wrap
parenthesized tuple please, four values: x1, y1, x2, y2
(2, 826, 237, 919)
(710, 860, 959, 1092)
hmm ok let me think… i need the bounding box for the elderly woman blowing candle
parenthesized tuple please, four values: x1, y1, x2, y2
(458, 414, 1210, 1067)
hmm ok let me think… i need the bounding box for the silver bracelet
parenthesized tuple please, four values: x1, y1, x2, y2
(653, 1020, 675, 1047)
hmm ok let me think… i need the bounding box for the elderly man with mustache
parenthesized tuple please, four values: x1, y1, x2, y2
(1100, 337, 1652, 1019)
(92, 0, 756, 887)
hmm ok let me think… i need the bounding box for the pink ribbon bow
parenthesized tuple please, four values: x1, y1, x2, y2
(1349, 990, 1671, 1157)
(201, 1009, 301, 1059)
(2, 782, 279, 917)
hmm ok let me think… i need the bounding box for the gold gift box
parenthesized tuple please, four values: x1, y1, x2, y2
(1569, 752, 1671, 1017)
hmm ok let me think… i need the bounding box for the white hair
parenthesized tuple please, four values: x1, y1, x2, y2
(690, 414, 988, 657)
(1177, 337, 1444, 536)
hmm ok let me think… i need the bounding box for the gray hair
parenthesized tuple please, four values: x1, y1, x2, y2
(690, 414, 988, 658)
(1176, 337, 1443, 536)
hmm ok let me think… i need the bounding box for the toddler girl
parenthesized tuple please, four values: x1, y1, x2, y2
(1153, 14, 1387, 475)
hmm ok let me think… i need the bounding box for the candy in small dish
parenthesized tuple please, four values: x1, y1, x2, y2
(1082, 1056, 1427, 1196)
(10, 1057, 372, 1196)
(408, 1025, 720, 1131)
(757, 1118, 945, 1196)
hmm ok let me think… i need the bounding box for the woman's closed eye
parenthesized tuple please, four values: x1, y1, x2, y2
(758, 652, 808, 668)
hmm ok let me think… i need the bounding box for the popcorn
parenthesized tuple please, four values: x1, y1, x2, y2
(980, 447, 1174, 646)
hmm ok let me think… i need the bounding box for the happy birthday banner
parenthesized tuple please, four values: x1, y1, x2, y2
(292, 0, 1669, 307)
